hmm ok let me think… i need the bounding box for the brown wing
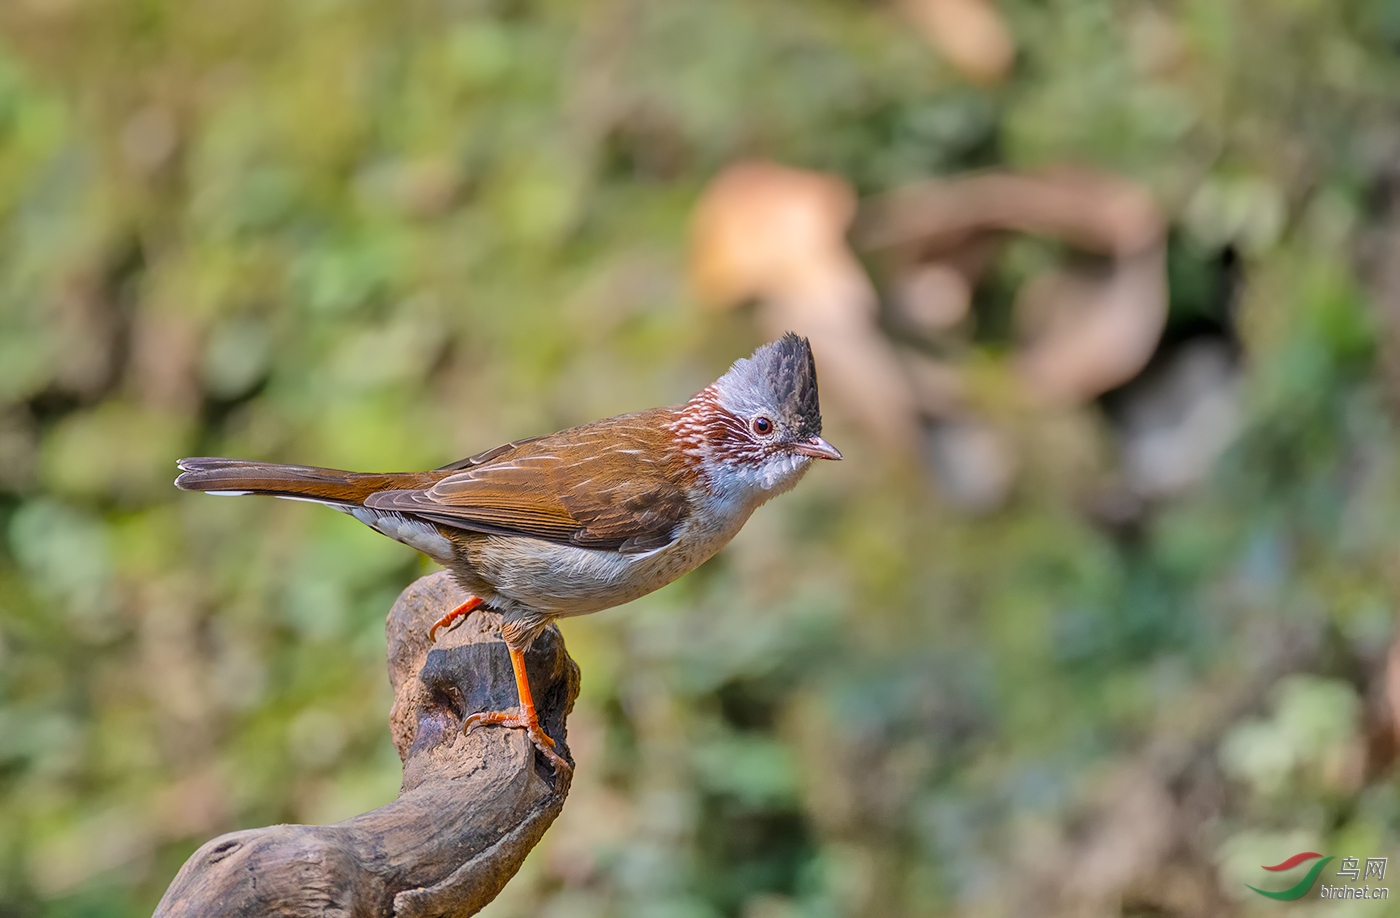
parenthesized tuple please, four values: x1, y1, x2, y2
(364, 409, 692, 554)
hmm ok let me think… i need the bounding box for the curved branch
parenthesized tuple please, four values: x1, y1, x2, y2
(154, 571, 578, 918)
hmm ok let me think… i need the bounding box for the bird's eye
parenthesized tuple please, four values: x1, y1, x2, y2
(751, 416, 773, 436)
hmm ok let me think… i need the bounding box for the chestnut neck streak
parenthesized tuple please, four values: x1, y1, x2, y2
(671, 386, 750, 465)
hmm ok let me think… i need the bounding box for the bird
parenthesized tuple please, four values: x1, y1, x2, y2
(175, 333, 840, 775)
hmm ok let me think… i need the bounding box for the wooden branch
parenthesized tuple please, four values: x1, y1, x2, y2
(154, 571, 578, 918)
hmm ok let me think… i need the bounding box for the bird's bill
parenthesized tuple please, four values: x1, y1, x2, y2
(791, 436, 842, 460)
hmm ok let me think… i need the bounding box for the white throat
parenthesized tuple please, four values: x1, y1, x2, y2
(702, 451, 813, 522)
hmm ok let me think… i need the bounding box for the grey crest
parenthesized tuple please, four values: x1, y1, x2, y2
(713, 333, 823, 441)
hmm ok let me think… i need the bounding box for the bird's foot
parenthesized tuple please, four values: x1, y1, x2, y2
(464, 708, 572, 776)
(429, 595, 483, 642)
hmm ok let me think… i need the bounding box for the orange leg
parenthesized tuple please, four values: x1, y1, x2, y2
(429, 595, 483, 642)
(464, 643, 571, 776)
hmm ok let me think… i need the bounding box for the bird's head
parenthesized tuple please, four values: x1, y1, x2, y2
(679, 333, 841, 501)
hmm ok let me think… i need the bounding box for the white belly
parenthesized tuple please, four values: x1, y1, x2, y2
(470, 508, 752, 618)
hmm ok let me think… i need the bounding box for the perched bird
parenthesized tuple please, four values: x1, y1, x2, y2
(176, 334, 840, 774)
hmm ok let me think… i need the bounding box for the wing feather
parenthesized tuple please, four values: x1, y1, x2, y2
(365, 409, 691, 553)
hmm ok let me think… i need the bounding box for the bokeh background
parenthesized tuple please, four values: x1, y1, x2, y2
(2, 0, 1400, 915)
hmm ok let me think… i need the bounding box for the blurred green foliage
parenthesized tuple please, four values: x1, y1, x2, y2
(1, 1, 1400, 916)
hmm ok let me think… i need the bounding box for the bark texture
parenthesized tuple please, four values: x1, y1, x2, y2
(154, 571, 577, 917)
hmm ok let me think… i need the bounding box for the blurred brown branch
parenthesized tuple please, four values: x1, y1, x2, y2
(153, 572, 578, 918)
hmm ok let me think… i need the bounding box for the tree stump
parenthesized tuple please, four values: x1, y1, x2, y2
(154, 571, 578, 917)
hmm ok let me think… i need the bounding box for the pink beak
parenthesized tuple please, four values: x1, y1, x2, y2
(791, 436, 842, 460)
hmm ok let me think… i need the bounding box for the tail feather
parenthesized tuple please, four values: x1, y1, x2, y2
(175, 457, 437, 505)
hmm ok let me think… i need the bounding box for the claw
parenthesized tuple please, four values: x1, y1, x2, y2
(464, 707, 571, 775)
(429, 595, 483, 642)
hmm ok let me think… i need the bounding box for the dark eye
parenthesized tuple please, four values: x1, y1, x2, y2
(751, 416, 773, 436)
